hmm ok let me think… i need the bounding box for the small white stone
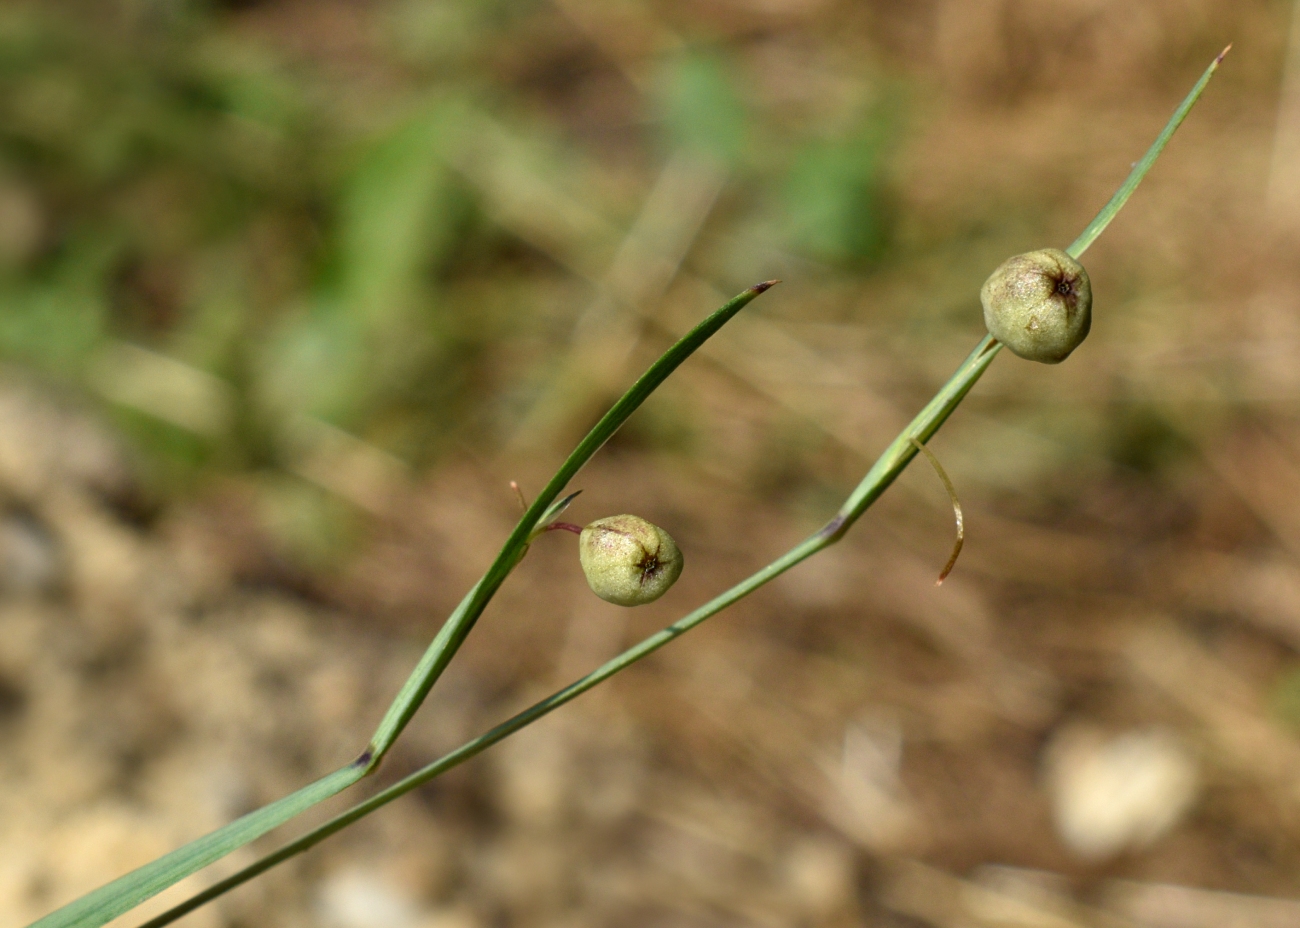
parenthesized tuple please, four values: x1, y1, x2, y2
(317, 869, 422, 928)
(1044, 725, 1198, 860)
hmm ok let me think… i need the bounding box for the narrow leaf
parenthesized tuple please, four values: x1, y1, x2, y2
(534, 489, 582, 536)
(26, 282, 777, 928)
(1067, 46, 1229, 259)
(124, 49, 1231, 925)
(362, 280, 779, 761)
(31, 762, 366, 928)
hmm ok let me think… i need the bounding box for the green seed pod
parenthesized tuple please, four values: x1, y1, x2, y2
(578, 514, 683, 606)
(980, 248, 1092, 364)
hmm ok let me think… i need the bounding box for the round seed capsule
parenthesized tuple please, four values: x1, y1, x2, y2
(981, 248, 1092, 364)
(578, 514, 683, 607)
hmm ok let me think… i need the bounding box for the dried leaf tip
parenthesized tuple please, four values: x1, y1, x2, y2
(909, 437, 965, 585)
(750, 280, 781, 294)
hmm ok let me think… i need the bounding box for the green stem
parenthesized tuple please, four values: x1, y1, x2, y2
(361, 280, 778, 764)
(126, 45, 1222, 925)
(138, 330, 1004, 928)
(29, 282, 776, 928)
(44, 45, 1231, 928)
(1066, 45, 1229, 260)
(130, 46, 1230, 928)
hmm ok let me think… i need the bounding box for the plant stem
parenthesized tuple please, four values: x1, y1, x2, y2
(30, 283, 777, 928)
(125, 46, 1226, 928)
(36, 44, 1229, 928)
(1066, 45, 1229, 260)
(122, 45, 1227, 928)
(137, 332, 1004, 928)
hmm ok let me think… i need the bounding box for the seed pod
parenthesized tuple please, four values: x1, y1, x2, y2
(578, 514, 683, 606)
(980, 248, 1092, 364)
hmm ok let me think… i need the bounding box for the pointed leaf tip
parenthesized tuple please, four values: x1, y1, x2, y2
(750, 280, 780, 294)
(1216, 44, 1231, 64)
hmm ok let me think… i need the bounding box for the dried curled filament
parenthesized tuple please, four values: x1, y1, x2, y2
(909, 436, 964, 585)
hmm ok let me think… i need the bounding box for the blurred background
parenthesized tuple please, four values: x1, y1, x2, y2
(1, 0, 1298, 926)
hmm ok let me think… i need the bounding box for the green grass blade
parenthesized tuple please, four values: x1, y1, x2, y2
(29, 282, 776, 928)
(362, 280, 778, 760)
(126, 50, 1230, 924)
(45, 44, 1233, 928)
(137, 540, 836, 928)
(134, 331, 1006, 928)
(1067, 46, 1229, 259)
(31, 762, 366, 928)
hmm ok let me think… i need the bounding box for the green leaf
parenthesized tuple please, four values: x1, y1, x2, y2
(0, 233, 116, 373)
(533, 489, 582, 537)
(132, 49, 1232, 926)
(29, 761, 367, 928)
(260, 103, 463, 425)
(1067, 45, 1229, 259)
(27, 282, 777, 928)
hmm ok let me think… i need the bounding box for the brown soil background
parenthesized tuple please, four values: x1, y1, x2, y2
(7, 1, 1300, 926)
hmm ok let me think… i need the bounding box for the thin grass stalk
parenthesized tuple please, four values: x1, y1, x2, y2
(29, 284, 775, 928)
(363, 279, 779, 761)
(31, 45, 1227, 928)
(1065, 44, 1229, 259)
(132, 46, 1228, 927)
(133, 335, 999, 928)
